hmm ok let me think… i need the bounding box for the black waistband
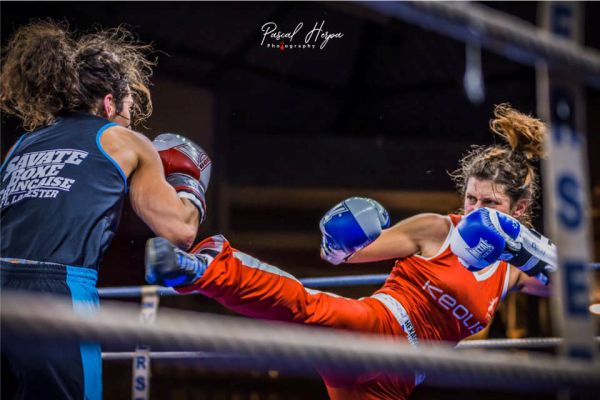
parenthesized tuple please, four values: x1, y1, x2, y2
(0, 259, 97, 285)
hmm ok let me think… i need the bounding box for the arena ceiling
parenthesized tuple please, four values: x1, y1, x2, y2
(2, 2, 599, 234)
(3, 3, 598, 183)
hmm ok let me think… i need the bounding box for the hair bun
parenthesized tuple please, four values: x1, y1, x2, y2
(489, 103, 547, 161)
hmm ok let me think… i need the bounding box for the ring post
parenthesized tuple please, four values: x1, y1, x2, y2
(131, 286, 160, 400)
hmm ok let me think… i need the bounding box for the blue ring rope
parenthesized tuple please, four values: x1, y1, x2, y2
(98, 273, 390, 298)
(98, 263, 600, 298)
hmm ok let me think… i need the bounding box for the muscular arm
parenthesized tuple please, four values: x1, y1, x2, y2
(348, 213, 451, 263)
(100, 126, 198, 249)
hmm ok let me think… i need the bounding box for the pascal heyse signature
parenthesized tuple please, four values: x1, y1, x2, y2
(261, 21, 344, 50)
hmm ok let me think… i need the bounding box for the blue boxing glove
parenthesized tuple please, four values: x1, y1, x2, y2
(450, 207, 557, 285)
(449, 208, 510, 271)
(320, 197, 390, 265)
(145, 237, 209, 288)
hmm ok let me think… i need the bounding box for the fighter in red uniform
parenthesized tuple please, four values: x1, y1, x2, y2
(145, 104, 556, 399)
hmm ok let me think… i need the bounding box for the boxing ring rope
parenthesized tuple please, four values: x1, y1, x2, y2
(102, 351, 248, 361)
(97, 266, 600, 358)
(2, 291, 600, 393)
(93, 263, 600, 398)
(98, 264, 600, 298)
(98, 273, 391, 298)
(102, 337, 600, 361)
(456, 337, 600, 350)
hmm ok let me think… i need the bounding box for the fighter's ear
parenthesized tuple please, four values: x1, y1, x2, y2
(102, 93, 116, 119)
(511, 198, 529, 219)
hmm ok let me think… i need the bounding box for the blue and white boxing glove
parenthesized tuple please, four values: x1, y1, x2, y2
(450, 207, 557, 285)
(320, 197, 390, 265)
(145, 237, 209, 288)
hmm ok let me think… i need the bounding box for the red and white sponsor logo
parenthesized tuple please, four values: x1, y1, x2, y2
(421, 280, 486, 335)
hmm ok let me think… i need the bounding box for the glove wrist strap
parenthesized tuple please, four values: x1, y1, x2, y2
(167, 174, 207, 223)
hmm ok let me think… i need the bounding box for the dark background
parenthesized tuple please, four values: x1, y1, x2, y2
(2, 2, 599, 399)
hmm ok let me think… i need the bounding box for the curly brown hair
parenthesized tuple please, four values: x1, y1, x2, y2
(451, 103, 548, 225)
(0, 21, 79, 130)
(0, 20, 155, 131)
(75, 26, 154, 125)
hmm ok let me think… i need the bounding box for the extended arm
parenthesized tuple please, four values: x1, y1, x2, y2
(100, 127, 206, 249)
(319, 197, 450, 265)
(349, 213, 450, 263)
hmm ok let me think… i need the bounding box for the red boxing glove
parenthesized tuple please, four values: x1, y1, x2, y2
(153, 133, 212, 223)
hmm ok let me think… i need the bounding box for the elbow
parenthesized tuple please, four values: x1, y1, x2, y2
(519, 275, 552, 297)
(162, 222, 198, 250)
(175, 224, 198, 250)
(175, 232, 197, 251)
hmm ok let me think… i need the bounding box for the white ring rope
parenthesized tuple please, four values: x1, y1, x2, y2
(103, 351, 247, 361)
(101, 337, 600, 359)
(2, 291, 599, 393)
(456, 337, 600, 350)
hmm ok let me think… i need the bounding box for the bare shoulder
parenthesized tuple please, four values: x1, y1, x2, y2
(100, 126, 153, 177)
(103, 126, 158, 158)
(415, 212, 450, 226)
(403, 213, 451, 256)
(403, 213, 450, 237)
(102, 125, 150, 147)
(429, 212, 451, 232)
(387, 212, 450, 246)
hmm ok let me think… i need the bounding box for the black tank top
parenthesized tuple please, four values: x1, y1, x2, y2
(1, 112, 127, 270)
